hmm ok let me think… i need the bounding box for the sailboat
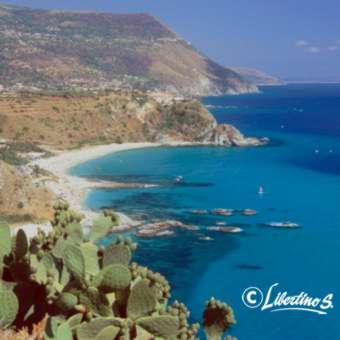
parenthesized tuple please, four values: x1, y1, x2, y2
(258, 186, 264, 195)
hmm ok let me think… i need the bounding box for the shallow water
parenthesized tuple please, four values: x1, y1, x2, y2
(70, 84, 340, 339)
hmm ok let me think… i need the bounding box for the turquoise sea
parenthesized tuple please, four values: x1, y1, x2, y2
(70, 84, 340, 340)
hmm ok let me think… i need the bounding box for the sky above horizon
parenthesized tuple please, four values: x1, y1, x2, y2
(3, 0, 340, 81)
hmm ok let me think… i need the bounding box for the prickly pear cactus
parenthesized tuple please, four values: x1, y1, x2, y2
(203, 298, 236, 340)
(80, 243, 100, 276)
(63, 245, 86, 283)
(0, 221, 11, 256)
(89, 215, 114, 242)
(76, 318, 119, 340)
(136, 315, 180, 338)
(0, 286, 19, 328)
(56, 292, 78, 312)
(98, 264, 132, 292)
(95, 325, 120, 340)
(127, 279, 157, 320)
(0, 201, 236, 340)
(103, 242, 132, 267)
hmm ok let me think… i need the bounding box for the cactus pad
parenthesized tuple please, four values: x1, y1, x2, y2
(36, 261, 48, 284)
(66, 313, 83, 329)
(127, 279, 157, 320)
(103, 244, 131, 267)
(66, 222, 83, 243)
(98, 264, 132, 293)
(0, 288, 19, 328)
(137, 315, 180, 338)
(56, 292, 78, 311)
(0, 221, 11, 255)
(64, 245, 85, 283)
(80, 243, 100, 276)
(56, 322, 73, 340)
(95, 325, 120, 340)
(76, 318, 116, 340)
(52, 238, 73, 259)
(89, 215, 113, 242)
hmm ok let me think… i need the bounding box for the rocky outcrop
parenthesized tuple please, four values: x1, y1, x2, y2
(0, 91, 267, 149)
(154, 98, 267, 146)
(199, 124, 268, 146)
(207, 226, 243, 233)
(136, 220, 199, 238)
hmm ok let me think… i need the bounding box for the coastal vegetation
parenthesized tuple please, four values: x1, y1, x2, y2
(0, 159, 55, 225)
(0, 201, 237, 339)
(0, 90, 262, 149)
(0, 142, 49, 166)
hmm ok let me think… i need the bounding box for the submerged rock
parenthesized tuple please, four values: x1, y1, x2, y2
(136, 219, 198, 238)
(137, 229, 175, 238)
(208, 226, 243, 233)
(241, 209, 257, 216)
(211, 208, 234, 216)
(190, 209, 209, 215)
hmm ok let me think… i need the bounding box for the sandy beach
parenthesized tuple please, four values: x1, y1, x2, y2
(16, 142, 161, 236)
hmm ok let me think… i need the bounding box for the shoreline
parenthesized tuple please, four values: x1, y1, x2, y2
(15, 139, 266, 237)
(16, 142, 162, 236)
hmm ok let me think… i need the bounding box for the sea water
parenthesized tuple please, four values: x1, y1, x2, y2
(70, 84, 340, 340)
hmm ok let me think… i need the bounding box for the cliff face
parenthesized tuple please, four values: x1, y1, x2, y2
(0, 90, 263, 149)
(0, 4, 257, 96)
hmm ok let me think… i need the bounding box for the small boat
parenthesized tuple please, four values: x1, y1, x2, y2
(175, 176, 183, 182)
(199, 236, 214, 241)
(266, 221, 300, 228)
(216, 221, 227, 226)
(258, 186, 264, 195)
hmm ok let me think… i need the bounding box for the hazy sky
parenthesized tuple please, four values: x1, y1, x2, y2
(3, 0, 340, 80)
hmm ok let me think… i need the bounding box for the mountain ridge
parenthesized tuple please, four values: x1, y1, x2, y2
(231, 67, 284, 86)
(0, 3, 257, 96)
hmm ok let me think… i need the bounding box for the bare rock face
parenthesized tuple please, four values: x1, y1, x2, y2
(199, 124, 267, 146)
(152, 99, 267, 146)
